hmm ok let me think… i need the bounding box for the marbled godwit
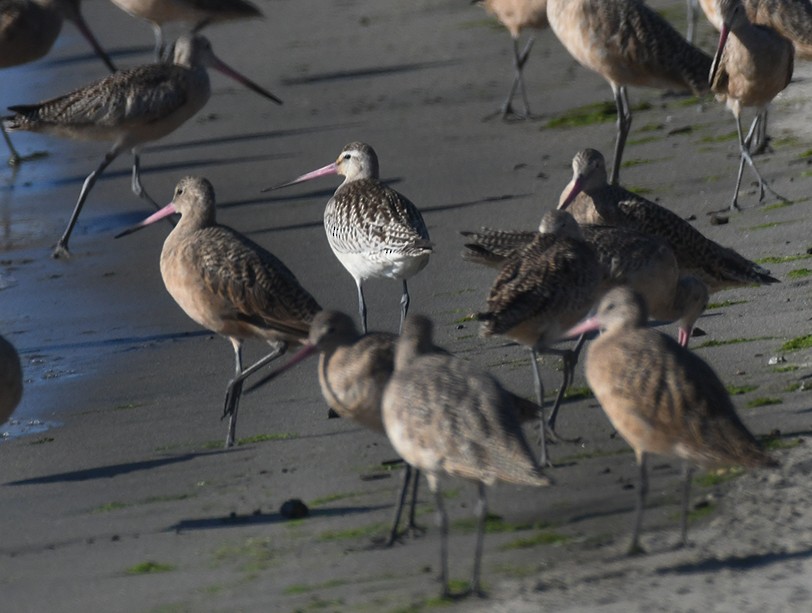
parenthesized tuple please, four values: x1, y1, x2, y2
(697, 0, 812, 152)
(546, 0, 712, 184)
(381, 314, 552, 597)
(3, 34, 281, 258)
(476, 210, 602, 455)
(108, 0, 262, 59)
(698, 0, 812, 58)
(709, 0, 794, 210)
(559, 149, 779, 292)
(116, 176, 320, 448)
(477, 0, 549, 119)
(269, 142, 432, 334)
(0, 334, 23, 426)
(256, 309, 545, 547)
(564, 286, 777, 553)
(462, 223, 709, 346)
(0, 0, 116, 165)
(254, 310, 422, 546)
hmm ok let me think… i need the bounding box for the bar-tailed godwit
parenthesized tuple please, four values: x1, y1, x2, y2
(382, 314, 552, 597)
(116, 176, 320, 448)
(546, 0, 711, 184)
(3, 34, 281, 258)
(564, 286, 777, 554)
(269, 142, 432, 334)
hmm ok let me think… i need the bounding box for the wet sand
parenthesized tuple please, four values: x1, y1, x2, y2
(1, 1, 811, 611)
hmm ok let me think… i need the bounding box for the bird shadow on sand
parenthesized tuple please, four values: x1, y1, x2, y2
(38, 152, 290, 191)
(655, 546, 812, 575)
(19, 329, 210, 356)
(40, 45, 153, 68)
(4, 449, 236, 486)
(280, 60, 459, 86)
(146, 123, 362, 155)
(168, 503, 391, 533)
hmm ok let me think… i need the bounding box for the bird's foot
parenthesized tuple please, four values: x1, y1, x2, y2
(51, 242, 71, 260)
(626, 542, 647, 557)
(8, 150, 48, 167)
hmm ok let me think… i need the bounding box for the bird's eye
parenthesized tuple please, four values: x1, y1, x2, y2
(342, 153, 351, 160)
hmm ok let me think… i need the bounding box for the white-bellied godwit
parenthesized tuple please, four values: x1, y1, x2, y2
(476, 210, 602, 455)
(116, 176, 321, 448)
(709, 0, 794, 210)
(0, 334, 23, 426)
(546, 0, 712, 184)
(559, 148, 779, 292)
(381, 314, 552, 598)
(476, 0, 549, 119)
(563, 286, 777, 554)
(108, 0, 262, 59)
(462, 223, 709, 347)
(1, 0, 116, 165)
(268, 142, 432, 334)
(3, 34, 281, 259)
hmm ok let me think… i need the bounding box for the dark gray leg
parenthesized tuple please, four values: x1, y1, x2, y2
(399, 280, 409, 334)
(547, 334, 587, 432)
(2, 124, 21, 167)
(732, 113, 786, 210)
(686, 0, 698, 44)
(384, 465, 412, 547)
(131, 151, 159, 208)
(679, 462, 695, 548)
(53, 148, 120, 258)
(529, 348, 549, 467)
(628, 452, 648, 555)
(356, 280, 367, 334)
(223, 341, 287, 448)
(428, 475, 450, 598)
(610, 84, 632, 185)
(470, 482, 487, 597)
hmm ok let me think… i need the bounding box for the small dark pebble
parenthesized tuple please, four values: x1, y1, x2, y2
(327, 408, 341, 419)
(709, 214, 729, 225)
(280, 498, 309, 519)
(685, 214, 697, 221)
(692, 327, 707, 338)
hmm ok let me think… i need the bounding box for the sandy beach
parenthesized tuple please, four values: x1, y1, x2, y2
(1, 1, 810, 611)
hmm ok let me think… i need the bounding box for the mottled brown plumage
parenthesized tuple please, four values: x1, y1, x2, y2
(117, 176, 320, 448)
(559, 149, 779, 292)
(478, 0, 549, 119)
(109, 0, 262, 58)
(700, 0, 812, 58)
(4, 34, 280, 258)
(0, 334, 22, 426)
(463, 222, 708, 346)
(475, 210, 602, 449)
(547, 0, 711, 183)
(0, 0, 114, 164)
(382, 314, 551, 597)
(566, 286, 776, 553)
(709, 0, 794, 210)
